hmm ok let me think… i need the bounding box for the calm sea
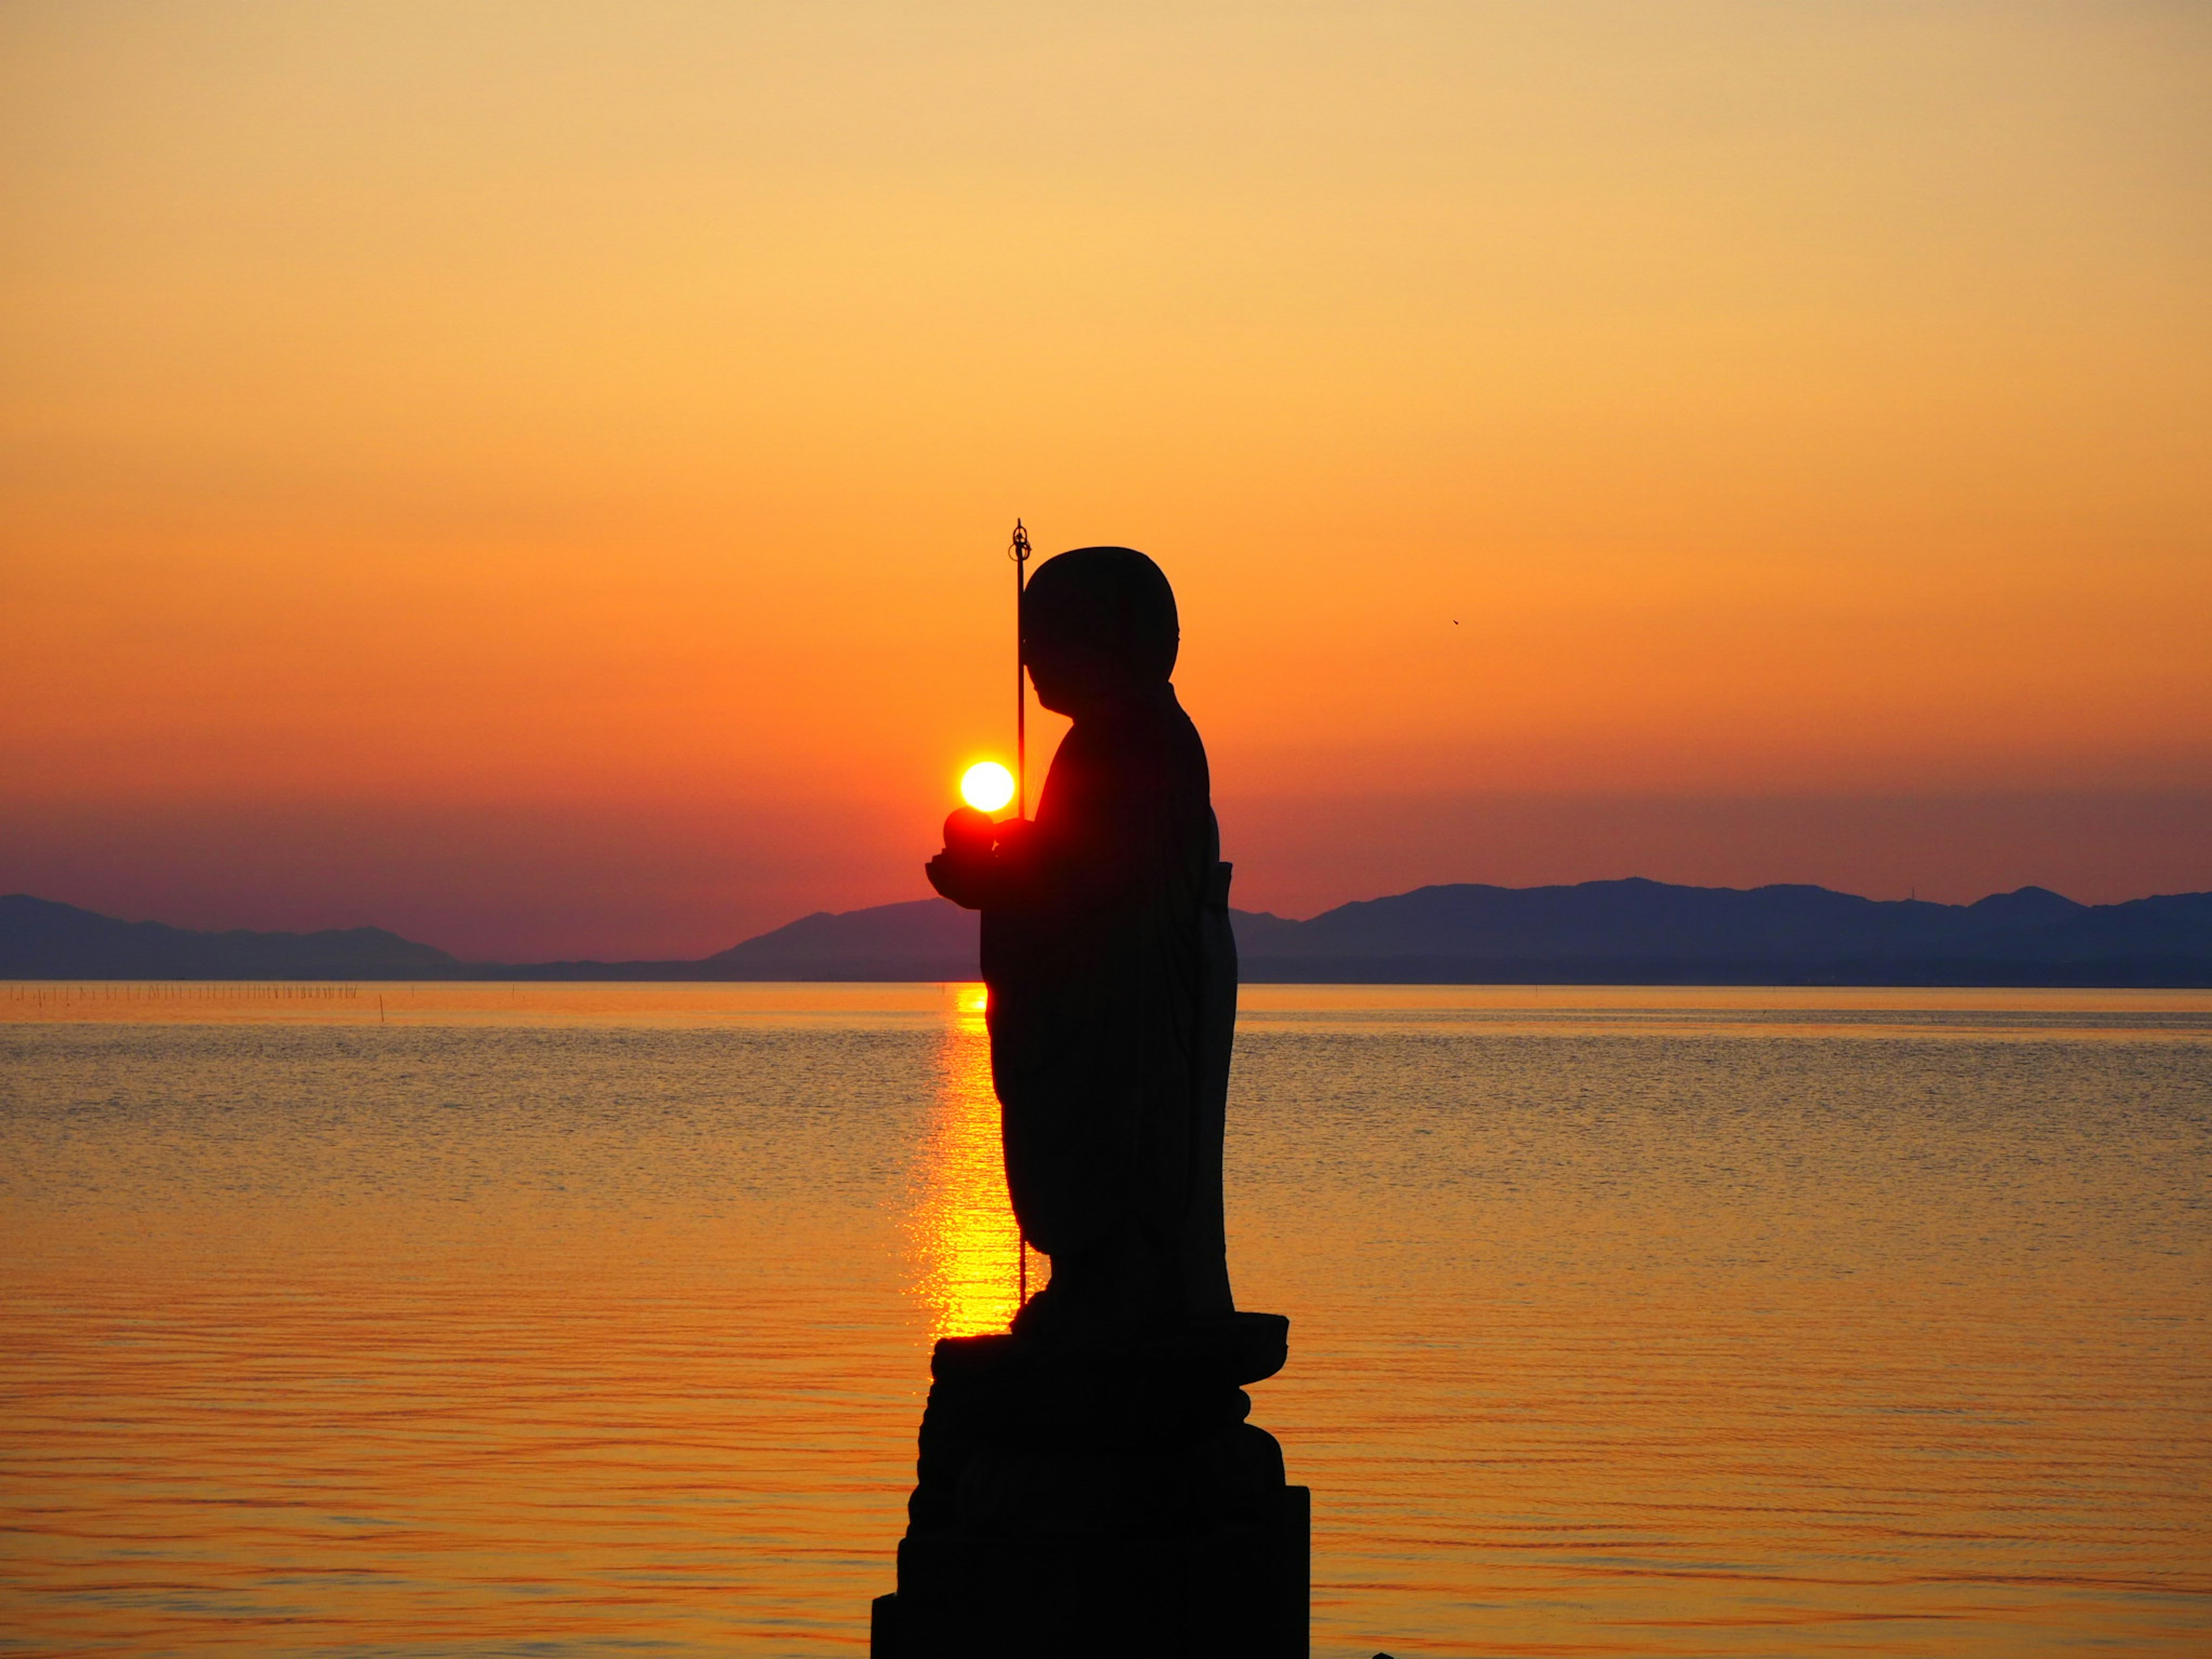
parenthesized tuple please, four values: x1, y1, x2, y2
(2, 982, 2207, 1657)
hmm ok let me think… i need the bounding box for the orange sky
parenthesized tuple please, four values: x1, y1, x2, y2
(5, 3, 2209, 959)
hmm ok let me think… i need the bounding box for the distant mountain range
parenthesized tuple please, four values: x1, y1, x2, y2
(6, 880, 2211, 986)
(1228, 879, 2212, 985)
(0, 894, 459, 979)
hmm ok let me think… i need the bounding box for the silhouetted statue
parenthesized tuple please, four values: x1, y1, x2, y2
(877, 549, 1308, 1658)
(925, 546, 1236, 1335)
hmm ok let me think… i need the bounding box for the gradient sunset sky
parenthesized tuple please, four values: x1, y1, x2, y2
(5, 2, 2208, 960)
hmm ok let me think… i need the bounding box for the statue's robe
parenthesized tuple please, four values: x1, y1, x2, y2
(981, 683, 1237, 1325)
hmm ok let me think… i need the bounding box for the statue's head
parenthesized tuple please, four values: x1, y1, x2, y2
(1021, 546, 1180, 717)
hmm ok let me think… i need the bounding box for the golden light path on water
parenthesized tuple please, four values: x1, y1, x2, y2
(907, 984, 1044, 1339)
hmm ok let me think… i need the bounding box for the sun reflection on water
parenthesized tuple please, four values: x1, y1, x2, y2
(906, 983, 1043, 1338)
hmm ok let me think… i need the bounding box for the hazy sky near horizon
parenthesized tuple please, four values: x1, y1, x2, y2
(5, 2, 2209, 958)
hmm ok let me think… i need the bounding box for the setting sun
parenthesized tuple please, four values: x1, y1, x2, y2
(960, 762, 1015, 815)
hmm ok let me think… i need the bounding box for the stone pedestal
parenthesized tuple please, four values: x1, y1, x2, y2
(872, 1312, 1309, 1658)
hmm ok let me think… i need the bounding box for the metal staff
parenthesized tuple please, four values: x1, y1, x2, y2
(1007, 518, 1036, 1310)
(1009, 519, 1031, 819)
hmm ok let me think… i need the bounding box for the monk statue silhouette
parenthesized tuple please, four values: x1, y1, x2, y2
(925, 545, 1236, 1336)
(874, 547, 1308, 1658)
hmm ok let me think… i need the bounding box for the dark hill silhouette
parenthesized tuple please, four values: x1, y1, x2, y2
(6, 880, 2210, 985)
(1226, 877, 2212, 984)
(0, 893, 457, 978)
(707, 897, 977, 979)
(492, 899, 980, 981)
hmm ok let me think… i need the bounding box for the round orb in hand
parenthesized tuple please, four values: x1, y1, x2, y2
(943, 806, 995, 853)
(960, 760, 1015, 813)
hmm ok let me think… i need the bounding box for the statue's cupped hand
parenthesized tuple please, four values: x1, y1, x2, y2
(925, 812, 1035, 910)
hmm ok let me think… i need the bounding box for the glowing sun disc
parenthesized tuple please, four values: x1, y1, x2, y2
(960, 761, 1016, 813)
